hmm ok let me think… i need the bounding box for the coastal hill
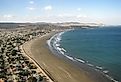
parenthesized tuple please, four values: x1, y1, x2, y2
(55, 22, 104, 28)
(0, 22, 103, 29)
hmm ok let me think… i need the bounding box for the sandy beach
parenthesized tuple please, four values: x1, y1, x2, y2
(22, 31, 112, 82)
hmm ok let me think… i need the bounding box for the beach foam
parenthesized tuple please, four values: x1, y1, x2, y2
(103, 70, 109, 74)
(65, 55, 74, 61)
(55, 44, 60, 47)
(61, 48, 67, 52)
(96, 66, 103, 70)
(75, 58, 85, 63)
(87, 63, 94, 67)
(105, 75, 119, 82)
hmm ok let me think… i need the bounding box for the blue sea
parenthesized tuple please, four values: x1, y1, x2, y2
(49, 26, 121, 82)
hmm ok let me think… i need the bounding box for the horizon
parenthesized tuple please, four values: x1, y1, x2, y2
(0, 0, 121, 25)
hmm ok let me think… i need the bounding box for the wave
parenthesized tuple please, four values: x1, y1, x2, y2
(65, 55, 75, 61)
(56, 47, 62, 51)
(61, 48, 67, 52)
(47, 32, 58, 48)
(56, 47, 65, 55)
(55, 43, 60, 47)
(96, 66, 103, 70)
(75, 58, 85, 63)
(60, 51, 65, 55)
(87, 63, 94, 67)
(103, 70, 109, 74)
(105, 75, 119, 82)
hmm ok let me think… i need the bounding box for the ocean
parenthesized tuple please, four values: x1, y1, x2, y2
(49, 26, 121, 82)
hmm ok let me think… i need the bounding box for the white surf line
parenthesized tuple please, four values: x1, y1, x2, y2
(57, 66, 73, 79)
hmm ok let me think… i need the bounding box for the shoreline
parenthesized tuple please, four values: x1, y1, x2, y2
(49, 29, 118, 82)
(22, 30, 112, 82)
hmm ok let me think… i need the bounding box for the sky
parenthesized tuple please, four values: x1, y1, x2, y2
(0, 0, 121, 25)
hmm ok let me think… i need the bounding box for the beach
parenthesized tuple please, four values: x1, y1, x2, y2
(22, 31, 112, 82)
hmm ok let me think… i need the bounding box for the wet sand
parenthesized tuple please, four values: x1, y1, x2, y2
(22, 32, 112, 82)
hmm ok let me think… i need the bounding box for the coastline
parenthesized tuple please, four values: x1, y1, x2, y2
(22, 30, 112, 82)
(50, 29, 118, 82)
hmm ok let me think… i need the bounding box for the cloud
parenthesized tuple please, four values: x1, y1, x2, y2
(29, 1, 34, 4)
(3, 14, 14, 18)
(27, 7, 35, 10)
(0, 15, 99, 23)
(44, 5, 52, 11)
(58, 14, 74, 18)
(77, 8, 81, 11)
(27, 1, 35, 11)
(77, 14, 88, 18)
(0, 14, 16, 22)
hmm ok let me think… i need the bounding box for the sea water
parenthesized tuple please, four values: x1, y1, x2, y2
(49, 26, 121, 82)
